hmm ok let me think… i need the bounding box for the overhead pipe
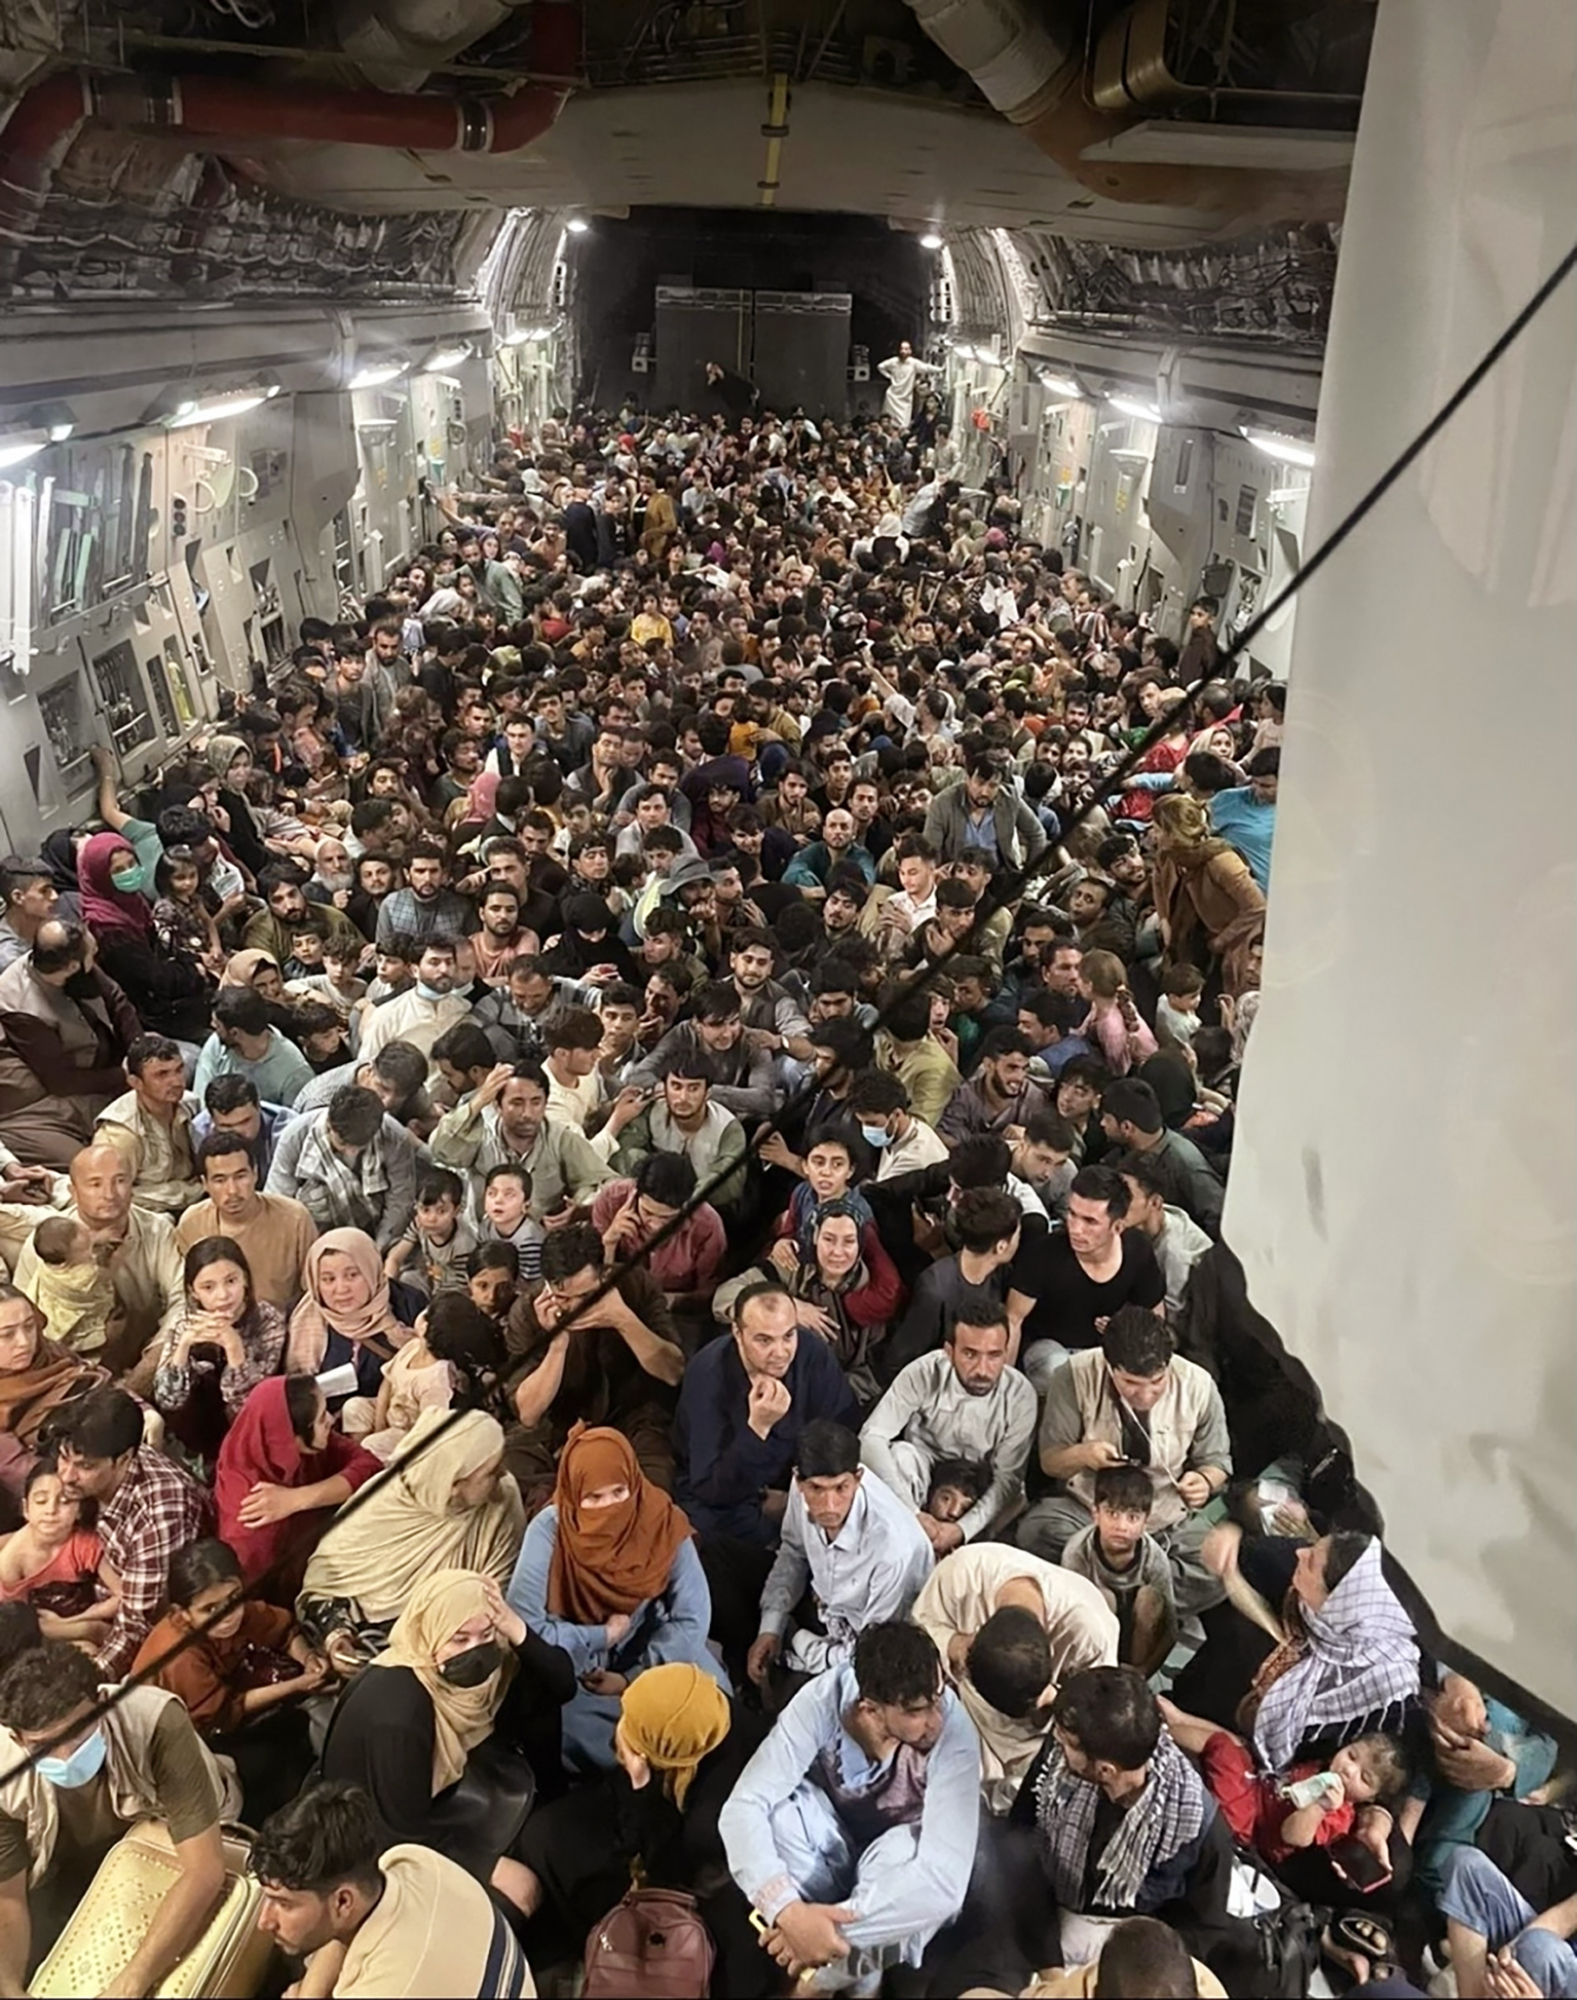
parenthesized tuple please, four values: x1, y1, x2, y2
(903, 0, 1347, 232)
(0, 0, 578, 269)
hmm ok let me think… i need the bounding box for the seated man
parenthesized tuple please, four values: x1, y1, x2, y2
(93, 1033, 199, 1217)
(265, 1084, 418, 1253)
(937, 1027, 1050, 1146)
(911, 1543, 1119, 1814)
(53, 1386, 211, 1677)
(626, 980, 779, 1123)
(189, 1072, 298, 1182)
(860, 1295, 1037, 1550)
(1031, 1914, 1228, 2000)
(1099, 1080, 1223, 1237)
(884, 1188, 1023, 1378)
(292, 1041, 433, 1138)
(675, 1283, 860, 1675)
(12, 1142, 183, 1380)
(609, 1051, 750, 1218)
(950, 1666, 1233, 1995)
(175, 1129, 317, 1313)
(1438, 1843, 1577, 2000)
(430, 1060, 611, 1220)
(0, 1641, 233, 1994)
(503, 1217, 684, 1505)
(252, 1781, 532, 2000)
(1013, 1166, 1165, 1392)
(751, 1420, 932, 1687)
(1111, 1152, 1212, 1318)
(355, 934, 471, 1069)
(719, 1622, 979, 1991)
(1016, 1309, 1231, 1616)
(193, 987, 314, 1110)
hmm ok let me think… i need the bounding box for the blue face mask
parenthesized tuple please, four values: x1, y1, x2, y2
(416, 980, 449, 1002)
(110, 865, 149, 897)
(859, 1123, 891, 1149)
(38, 1728, 108, 1790)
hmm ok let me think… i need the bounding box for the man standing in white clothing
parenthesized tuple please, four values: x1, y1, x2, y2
(878, 341, 942, 431)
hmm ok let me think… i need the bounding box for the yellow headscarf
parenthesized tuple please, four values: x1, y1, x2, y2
(619, 1663, 729, 1807)
(373, 1568, 515, 1792)
(300, 1408, 524, 1624)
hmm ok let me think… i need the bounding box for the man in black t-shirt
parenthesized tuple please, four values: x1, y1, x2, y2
(1016, 1166, 1164, 1393)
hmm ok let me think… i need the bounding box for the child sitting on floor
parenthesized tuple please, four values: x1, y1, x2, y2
(383, 1167, 479, 1298)
(0, 1458, 121, 1646)
(1061, 1464, 1178, 1677)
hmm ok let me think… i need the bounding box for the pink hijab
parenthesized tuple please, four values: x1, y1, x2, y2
(77, 832, 152, 941)
(465, 770, 501, 823)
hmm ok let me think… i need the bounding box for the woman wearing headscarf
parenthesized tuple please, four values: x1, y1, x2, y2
(77, 831, 212, 1042)
(716, 1196, 903, 1404)
(0, 916, 142, 1170)
(511, 1662, 769, 1985)
(205, 733, 269, 876)
(319, 1567, 574, 1907)
(1150, 792, 1266, 999)
(1185, 1524, 1423, 1909)
(506, 1425, 727, 1774)
(0, 1284, 110, 1499)
(301, 1405, 525, 1632)
(39, 831, 83, 922)
(217, 949, 286, 1005)
(214, 1374, 382, 1600)
(285, 1228, 419, 1434)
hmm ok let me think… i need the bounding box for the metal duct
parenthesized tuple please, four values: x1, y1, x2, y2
(903, 0, 1349, 233)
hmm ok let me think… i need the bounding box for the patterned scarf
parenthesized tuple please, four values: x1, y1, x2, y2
(1034, 1728, 1207, 1913)
(1252, 1540, 1419, 1773)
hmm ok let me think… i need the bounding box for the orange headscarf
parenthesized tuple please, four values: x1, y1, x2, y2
(547, 1425, 691, 1626)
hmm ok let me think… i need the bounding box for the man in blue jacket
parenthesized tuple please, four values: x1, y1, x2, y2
(674, 1279, 859, 1677)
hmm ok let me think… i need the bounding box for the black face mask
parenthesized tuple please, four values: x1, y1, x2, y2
(62, 971, 98, 1000)
(439, 1641, 504, 1689)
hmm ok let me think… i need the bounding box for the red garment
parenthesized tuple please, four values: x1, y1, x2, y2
(214, 1377, 382, 1598)
(0, 1527, 104, 1603)
(769, 1209, 907, 1327)
(589, 1179, 727, 1295)
(1120, 735, 1188, 823)
(1201, 1731, 1354, 1865)
(77, 831, 153, 941)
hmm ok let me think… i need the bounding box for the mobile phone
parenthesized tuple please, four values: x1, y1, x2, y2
(1329, 1835, 1391, 1892)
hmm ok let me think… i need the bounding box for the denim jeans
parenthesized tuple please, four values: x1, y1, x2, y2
(1438, 1848, 1577, 1997)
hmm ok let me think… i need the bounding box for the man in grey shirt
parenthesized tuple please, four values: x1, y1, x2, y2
(861, 1296, 1037, 1553)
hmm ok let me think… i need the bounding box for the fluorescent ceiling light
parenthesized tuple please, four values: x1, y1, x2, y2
(1107, 395, 1162, 422)
(565, 217, 590, 234)
(920, 231, 944, 250)
(0, 434, 48, 470)
(421, 342, 473, 375)
(350, 359, 407, 390)
(1039, 371, 1082, 397)
(166, 388, 275, 429)
(47, 421, 73, 443)
(1242, 426, 1316, 468)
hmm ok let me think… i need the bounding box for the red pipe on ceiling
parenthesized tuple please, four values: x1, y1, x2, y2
(0, 0, 579, 237)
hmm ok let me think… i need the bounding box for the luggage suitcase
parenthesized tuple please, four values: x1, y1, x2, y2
(29, 1819, 273, 1999)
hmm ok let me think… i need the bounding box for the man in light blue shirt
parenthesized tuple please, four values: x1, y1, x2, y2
(720, 1621, 980, 1987)
(1206, 747, 1278, 892)
(751, 1421, 933, 1684)
(192, 988, 314, 1108)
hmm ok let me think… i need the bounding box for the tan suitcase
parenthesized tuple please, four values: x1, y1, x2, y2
(29, 1819, 273, 1999)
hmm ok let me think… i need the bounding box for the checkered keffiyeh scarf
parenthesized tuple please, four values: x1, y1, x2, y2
(1253, 1539, 1420, 1774)
(1034, 1728, 1207, 1913)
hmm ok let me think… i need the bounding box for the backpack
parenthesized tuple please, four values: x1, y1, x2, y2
(583, 1885, 716, 2000)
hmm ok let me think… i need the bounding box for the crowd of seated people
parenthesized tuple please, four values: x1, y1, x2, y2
(0, 402, 1560, 2000)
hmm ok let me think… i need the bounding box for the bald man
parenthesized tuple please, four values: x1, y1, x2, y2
(12, 1143, 183, 1382)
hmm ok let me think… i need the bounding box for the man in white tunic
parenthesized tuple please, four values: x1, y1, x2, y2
(878, 341, 942, 431)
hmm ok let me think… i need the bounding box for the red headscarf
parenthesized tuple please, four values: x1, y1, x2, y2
(76, 831, 152, 941)
(547, 1424, 691, 1626)
(214, 1376, 379, 1588)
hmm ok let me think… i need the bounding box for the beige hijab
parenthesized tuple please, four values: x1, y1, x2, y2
(300, 1408, 524, 1624)
(373, 1568, 516, 1791)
